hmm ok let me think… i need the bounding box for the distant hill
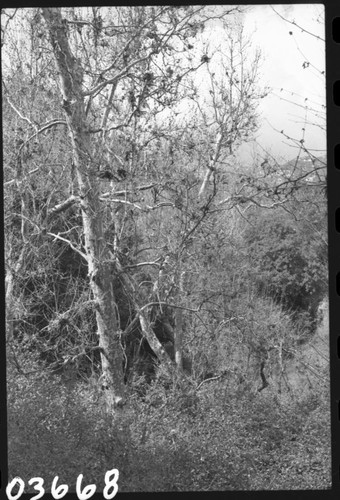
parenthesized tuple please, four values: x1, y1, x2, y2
(280, 155, 326, 185)
(283, 155, 326, 170)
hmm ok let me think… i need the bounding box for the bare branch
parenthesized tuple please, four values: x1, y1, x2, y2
(138, 301, 200, 314)
(98, 6, 170, 77)
(25, 120, 68, 144)
(3, 82, 38, 131)
(47, 232, 87, 261)
(82, 53, 154, 97)
(100, 198, 143, 210)
(100, 82, 118, 132)
(270, 6, 325, 42)
(101, 197, 175, 212)
(48, 195, 80, 218)
(196, 369, 232, 391)
(122, 259, 162, 270)
(145, 202, 175, 210)
(1, 8, 18, 45)
(4, 167, 40, 186)
(9, 213, 40, 232)
(100, 183, 157, 198)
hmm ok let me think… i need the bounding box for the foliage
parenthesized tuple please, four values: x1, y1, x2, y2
(244, 190, 327, 332)
(7, 344, 331, 491)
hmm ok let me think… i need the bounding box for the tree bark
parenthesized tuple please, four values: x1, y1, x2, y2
(138, 311, 174, 368)
(174, 269, 185, 371)
(42, 8, 124, 410)
(6, 154, 28, 342)
(114, 256, 175, 369)
(5, 248, 25, 342)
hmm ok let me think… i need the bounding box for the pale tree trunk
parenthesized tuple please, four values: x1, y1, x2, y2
(42, 8, 124, 410)
(6, 155, 28, 342)
(138, 311, 174, 368)
(5, 269, 14, 341)
(5, 249, 25, 342)
(114, 257, 175, 369)
(198, 131, 223, 198)
(174, 269, 185, 371)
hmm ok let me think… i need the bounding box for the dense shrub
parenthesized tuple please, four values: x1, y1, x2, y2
(244, 206, 327, 332)
(8, 340, 331, 492)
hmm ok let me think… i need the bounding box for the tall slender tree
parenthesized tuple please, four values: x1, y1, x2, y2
(41, 8, 125, 409)
(4, 6, 265, 410)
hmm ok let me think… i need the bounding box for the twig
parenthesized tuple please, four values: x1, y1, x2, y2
(270, 6, 325, 42)
(47, 232, 87, 261)
(123, 259, 162, 270)
(196, 369, 230, 391)
(100, 183, 156, 198)
(3, 83, 38, 131)
(138, 301, 200, 314)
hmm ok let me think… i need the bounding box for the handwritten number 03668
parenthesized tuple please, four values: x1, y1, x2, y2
(6, 469, 119, 500)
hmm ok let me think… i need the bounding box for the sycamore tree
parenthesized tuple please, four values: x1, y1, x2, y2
(3, 6, 270, 411)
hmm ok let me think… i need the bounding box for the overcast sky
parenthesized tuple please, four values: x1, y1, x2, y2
(3, 5, 325, 165)
(240, 4, 326, 162)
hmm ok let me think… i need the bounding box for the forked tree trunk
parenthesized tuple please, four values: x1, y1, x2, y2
(42, 8, 124, 410)
(114, 257, 175, 369)
(138, 311, 175, 367)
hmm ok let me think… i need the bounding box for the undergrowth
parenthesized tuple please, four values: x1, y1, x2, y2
(7, 344, 331, 492)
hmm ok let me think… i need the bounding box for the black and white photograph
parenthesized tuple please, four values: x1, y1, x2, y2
(3, 4, 330, 494)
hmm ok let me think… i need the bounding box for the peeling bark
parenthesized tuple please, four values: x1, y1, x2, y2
(42, 8, 124, 410)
